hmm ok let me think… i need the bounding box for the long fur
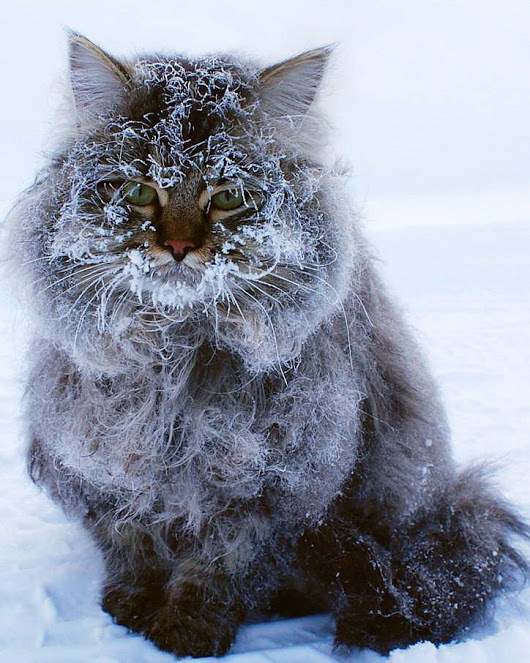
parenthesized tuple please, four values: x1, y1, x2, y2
(11, 36, 528, 657)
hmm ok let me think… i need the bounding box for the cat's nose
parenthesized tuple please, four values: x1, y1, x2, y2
(164, 239, 197, 261)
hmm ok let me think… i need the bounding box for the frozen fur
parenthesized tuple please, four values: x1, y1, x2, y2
(12, 34, 528, 657)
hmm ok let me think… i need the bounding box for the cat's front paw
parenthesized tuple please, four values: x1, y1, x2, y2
(102, 583, 165, 632)
(144, 602, 239, 658)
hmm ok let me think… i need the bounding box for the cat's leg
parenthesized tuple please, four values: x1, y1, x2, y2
(28, 438, 169, 629)
(101, 565, 169, 635)
(102, 560, 245, 657)
(27, 440, 203, 650)
(142, 571, 245, 658)
(97, 530, 246, 658)
(87, 515, 170, 636)
(102, 581, 165, 636)
(299, 468, 528, 655)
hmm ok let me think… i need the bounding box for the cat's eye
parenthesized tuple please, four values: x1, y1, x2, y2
(123, 181, 158, 206)
(210, 189, 244, 211)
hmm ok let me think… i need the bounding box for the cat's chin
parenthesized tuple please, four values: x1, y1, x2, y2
(124, 251, 244, 317)
(148, 256, 201, 281)
(128, 262, 203, 306)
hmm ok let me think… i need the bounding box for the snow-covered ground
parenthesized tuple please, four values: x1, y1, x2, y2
(1, 2, 529, 660)
(0, 217, 528, 663)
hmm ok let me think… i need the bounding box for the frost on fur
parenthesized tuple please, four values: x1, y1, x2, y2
(13, 34, 528, 659)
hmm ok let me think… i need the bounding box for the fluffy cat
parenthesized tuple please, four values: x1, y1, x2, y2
(12, 33, 528, 657)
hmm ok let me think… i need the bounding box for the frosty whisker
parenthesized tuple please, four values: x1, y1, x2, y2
(231, 283, 288, 384)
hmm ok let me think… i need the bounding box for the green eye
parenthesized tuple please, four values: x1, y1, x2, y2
(123, 181, 158, 206)
(210, 189, 244, 211)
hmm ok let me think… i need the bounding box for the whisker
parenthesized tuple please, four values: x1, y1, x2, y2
(20, 255, 54, 268)
(43, 267, 118, 313)
(245, 278, 305, 315)
(73, 289, 103, 352)
(231, 283, 288, 385)
(34, 262, 119, 299)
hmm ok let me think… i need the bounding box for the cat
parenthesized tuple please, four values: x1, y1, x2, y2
(11, 32, 528, 658)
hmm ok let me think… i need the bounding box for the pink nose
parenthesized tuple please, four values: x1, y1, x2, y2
(164, 239, 197, 261)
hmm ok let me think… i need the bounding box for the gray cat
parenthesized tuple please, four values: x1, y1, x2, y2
(12, 33, 527, 657)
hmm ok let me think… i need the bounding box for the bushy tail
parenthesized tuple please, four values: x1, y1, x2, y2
(388, 465, 529, 642)
(303, 465, 529, 655)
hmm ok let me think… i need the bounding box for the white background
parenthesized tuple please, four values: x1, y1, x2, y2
(0, 2, 529, 662)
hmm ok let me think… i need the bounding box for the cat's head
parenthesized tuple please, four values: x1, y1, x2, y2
(20, 34, 357, 373)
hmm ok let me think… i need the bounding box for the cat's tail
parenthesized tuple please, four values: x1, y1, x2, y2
(400, 463, 529, 617)
(305, 464, 530, 655)
(341, 464, 529, 654)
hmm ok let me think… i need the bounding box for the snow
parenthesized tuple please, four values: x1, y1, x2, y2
(1, 1, 529, 660)
(1, 218, 529, 662)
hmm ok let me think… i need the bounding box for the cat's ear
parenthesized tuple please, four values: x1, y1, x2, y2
(68, 32, 130, 125)
(259, 46, 332, 118)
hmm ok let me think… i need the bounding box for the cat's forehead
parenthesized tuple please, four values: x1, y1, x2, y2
(88, 55, 266, 187)
(137, 56, 254, 96)
(126, 55, 257, 127)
